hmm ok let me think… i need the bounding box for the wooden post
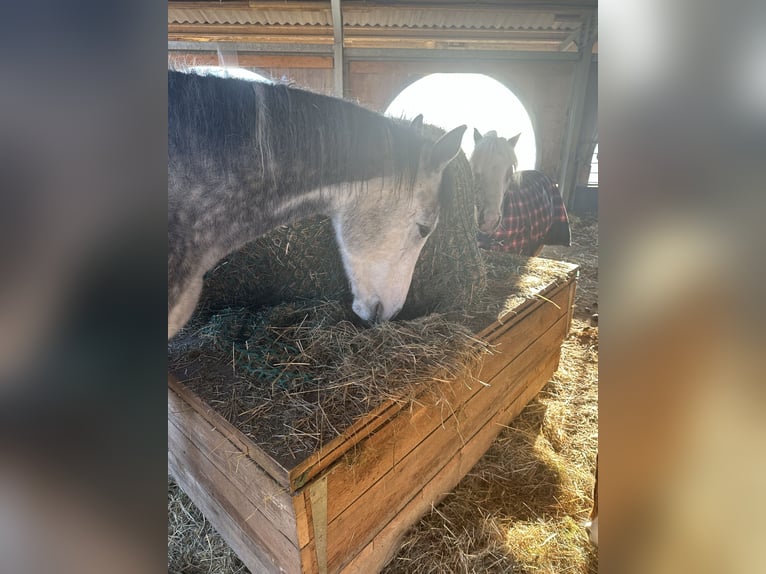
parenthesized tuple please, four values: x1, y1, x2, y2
(331, 0, 344, 97)
(559, 12, 596, 207)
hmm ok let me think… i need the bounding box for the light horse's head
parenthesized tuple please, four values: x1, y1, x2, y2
(469, 129, 521, 234)
(331, 117, 466, 323)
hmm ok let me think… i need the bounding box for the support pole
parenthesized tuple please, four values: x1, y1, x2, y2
(331, 0, 344, 97)
(559, 12, 596, 207)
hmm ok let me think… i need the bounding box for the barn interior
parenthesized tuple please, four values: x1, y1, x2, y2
(167, 2, 599, 573)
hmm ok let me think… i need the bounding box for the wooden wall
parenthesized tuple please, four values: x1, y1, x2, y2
(169, 52, 578, 179)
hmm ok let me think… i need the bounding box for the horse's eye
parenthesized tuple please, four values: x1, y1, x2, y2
(417, 224, 431, 238)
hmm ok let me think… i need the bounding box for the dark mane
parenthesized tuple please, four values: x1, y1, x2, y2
(168, 70, 423, 193)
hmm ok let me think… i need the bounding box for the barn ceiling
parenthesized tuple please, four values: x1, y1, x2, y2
(168, 1, 597, 55)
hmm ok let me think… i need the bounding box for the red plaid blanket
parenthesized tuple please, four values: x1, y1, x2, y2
(477, 170, 571, 256)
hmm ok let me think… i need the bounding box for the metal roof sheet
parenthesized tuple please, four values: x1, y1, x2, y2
(168, 4, 585, 33)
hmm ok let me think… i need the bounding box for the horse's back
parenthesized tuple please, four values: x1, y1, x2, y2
(479, 170, 570, 255)
(510, 170, 571, 248)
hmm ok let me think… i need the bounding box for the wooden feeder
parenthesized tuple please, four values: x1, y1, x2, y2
(168, 261, 577, 574)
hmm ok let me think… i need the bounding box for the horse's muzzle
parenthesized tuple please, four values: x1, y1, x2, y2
(478, 214, 501, 234)
(352, 298, 401, 325)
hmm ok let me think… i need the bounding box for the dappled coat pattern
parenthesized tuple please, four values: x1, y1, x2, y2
(478, 170, 571, 256)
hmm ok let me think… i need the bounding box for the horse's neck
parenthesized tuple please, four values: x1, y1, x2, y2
(224, 180, 343, 257)
(259, 185, 339, 230)
(169, 76, 406, 265)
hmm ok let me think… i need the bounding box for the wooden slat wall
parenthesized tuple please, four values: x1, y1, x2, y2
(168, 423, 302, 573)
(168, 387, 298, 543)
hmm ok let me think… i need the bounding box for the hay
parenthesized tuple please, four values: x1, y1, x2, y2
(168, 479, 248, 574)
(169, 299, 491, 466)
(169, 250, 576, 466)
(455, 252, 577, 332)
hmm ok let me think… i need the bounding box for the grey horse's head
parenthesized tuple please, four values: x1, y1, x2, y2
(470, 129, 520, 234)
(331, 118, 467, 323)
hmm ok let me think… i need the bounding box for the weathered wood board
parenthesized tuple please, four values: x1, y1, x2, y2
(168, 261, 578, 574)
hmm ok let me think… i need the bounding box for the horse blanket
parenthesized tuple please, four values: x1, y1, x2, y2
(477, 170, 571, 256)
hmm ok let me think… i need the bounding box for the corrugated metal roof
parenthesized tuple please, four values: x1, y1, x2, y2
(168, 4, 584, 33)
(170, 7, 332, 26)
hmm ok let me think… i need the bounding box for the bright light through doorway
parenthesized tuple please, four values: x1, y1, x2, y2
(385, 73, 537, 169)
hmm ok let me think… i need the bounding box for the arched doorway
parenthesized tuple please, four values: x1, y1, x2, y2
(385, 73, 537, 169)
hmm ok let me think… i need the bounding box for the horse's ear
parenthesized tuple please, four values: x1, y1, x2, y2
(508, 132, 522, 147)
(473, 128, 483, 144)
(429, 125, 467, 171)
(410, 114, 424, 133)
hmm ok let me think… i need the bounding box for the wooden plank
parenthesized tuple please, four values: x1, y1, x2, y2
(292, 489, 315, 555)
(168, 24, 334, 45)
(168, 52, 218, 67)
(298, 281, 572, 543)
(308, 476, 329, 574)
(168, 387, 299, 545)
(168, 52, 333, 69)
(168, 421, 301, 574)
(296, 489, 321, 573)
(237, 54, 333, 69)
(340, 349, 562, 574)
(318, 314, 570, 572)
(474, 280, 574, 378)
(289, 396, 410, 490)
(566, 278, 576, 336)
(169, 375, 291, 487)
(289, 277, 574, 492)
(474, 263, 578, 341)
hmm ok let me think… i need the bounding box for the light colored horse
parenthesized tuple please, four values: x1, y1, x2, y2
(469, 129, 520, 234)
(470, 129, 570, 256)
(168, 70, 466, 338)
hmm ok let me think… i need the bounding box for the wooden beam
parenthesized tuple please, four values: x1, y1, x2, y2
(331, 0, 344, 97)
(169, 40, 333, 54)
(169, 41, 582, 63)
(557, 27, 580, 51)
(558, 11, 595, 207)
(346, 47, 580, 62)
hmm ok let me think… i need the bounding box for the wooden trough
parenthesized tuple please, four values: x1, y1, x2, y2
(168, 260, 578, 574)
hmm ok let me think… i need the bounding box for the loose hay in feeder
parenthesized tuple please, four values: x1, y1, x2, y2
(169, 299, 491, 466)
(169, 250, 578, 463)
(453, 252, 579, 333)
